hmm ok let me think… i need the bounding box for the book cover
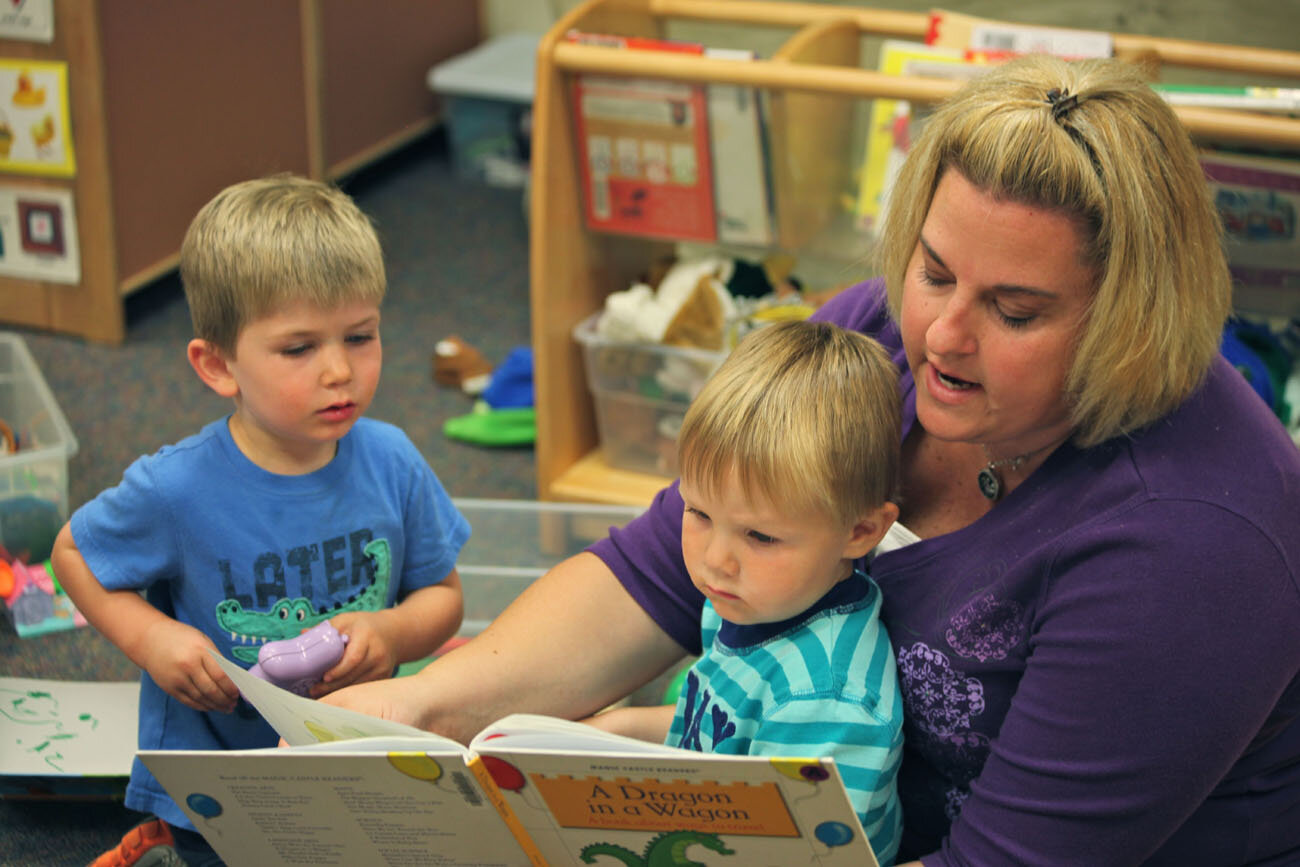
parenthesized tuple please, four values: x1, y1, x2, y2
(854, 41, 983, 235)
(925, 9, 1113, 59)
(704, 47, 774, 247)
(1153, 84, 1300, 115)
(1200, 149, 1300, 310)
(472, 717, 877, 867)
(139, 654, 879, 866)
(567, 31, 717, 242)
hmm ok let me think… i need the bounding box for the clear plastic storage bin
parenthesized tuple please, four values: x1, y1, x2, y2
(0, 333, 78, 563)
(451, 498, 643, 636)
(572, 314, 727, 478)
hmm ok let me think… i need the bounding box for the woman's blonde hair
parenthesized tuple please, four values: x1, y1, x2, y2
(677, 320, 901, 527)
(180, 174, 386, 354)
(878, 54, 1231, 446)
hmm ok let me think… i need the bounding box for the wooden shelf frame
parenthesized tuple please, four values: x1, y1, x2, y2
(0, 0, 479, 344)
(530, 0, 1300, 505)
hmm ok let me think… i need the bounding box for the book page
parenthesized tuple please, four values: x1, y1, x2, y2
(471, 713, 695, 755)
(212, 652, 442, 747)
(141, 747, 531, 866)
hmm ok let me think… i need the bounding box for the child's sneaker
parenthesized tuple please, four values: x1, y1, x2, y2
(90, 818, 185, 867)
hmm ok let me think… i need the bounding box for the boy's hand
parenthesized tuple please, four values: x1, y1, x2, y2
(309, 612, 399, 696)
(136, 618, 239, 713)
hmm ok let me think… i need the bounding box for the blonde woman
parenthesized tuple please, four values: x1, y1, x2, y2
(330, 56, 1300, 866)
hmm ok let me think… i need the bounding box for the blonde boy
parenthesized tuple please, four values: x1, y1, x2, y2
(54, 175, 467, 866)
(589, 319, 905, 863)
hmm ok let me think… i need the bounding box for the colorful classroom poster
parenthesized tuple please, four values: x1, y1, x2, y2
(0, 58, 74, 176)
(0, 183, 79, 283)
(0, 0, 55, 43)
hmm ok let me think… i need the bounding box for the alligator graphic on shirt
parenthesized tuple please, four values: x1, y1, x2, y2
(214, 538, 390, 663)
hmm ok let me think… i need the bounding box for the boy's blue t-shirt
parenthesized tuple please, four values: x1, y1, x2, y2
(69, 416, 470, 830)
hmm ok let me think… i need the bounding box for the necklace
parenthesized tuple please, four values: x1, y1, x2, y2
(976, 441, 1059, 501)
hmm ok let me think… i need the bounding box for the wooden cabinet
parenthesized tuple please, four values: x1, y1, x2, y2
(529, 0, 1300, 506)
(0, 0, 478, 343)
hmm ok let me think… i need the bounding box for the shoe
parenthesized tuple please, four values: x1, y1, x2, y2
(90, 818, 186, 867)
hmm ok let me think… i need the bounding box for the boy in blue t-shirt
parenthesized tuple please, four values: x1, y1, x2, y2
(54, 174, 468, 866)
(585, 320, 905, 863)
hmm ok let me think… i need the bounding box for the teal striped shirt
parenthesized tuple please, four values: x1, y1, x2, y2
(666, 572, 904, 864)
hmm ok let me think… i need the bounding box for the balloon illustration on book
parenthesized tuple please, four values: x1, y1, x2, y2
(481, 754, 525, 791)
(387, 752, 454, 792)
(480, 754, 546, 809)
(770, 758, 830, 784)
(814, 820, 855, 849)
(186, 792, 224, 837)
(770, 757, 830, 810)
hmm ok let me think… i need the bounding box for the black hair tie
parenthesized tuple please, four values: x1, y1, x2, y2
(1046, 87, 1080, 120)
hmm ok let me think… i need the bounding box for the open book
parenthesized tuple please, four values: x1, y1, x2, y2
(139, 655, 879, 866)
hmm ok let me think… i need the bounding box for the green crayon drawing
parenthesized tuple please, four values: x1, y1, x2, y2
(2, 686, 101, 772)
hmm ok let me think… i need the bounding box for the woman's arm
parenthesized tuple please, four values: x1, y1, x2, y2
(583, 703, 678, 742)
(321, 552, 689, 744)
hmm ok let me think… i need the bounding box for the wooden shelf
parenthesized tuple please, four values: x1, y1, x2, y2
(549, 450, 675, 507)
(0, 0, 480, 343)
(530, 0, 1300, 506)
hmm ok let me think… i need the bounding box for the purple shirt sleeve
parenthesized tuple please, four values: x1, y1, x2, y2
(588, 479, 704, 654)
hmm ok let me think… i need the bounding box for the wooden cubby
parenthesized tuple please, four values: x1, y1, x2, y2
(529, 0, 1300, 506)
(0, 0, 479, 344)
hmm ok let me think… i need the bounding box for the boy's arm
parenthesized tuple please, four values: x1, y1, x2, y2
(51, 523, 239, 712)
(582, 703, 677, 743)
(313, 569, 464, 695)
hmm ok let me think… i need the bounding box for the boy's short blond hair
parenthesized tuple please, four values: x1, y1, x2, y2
(677, 320, 901, 527)
(180, 174, 386, 353)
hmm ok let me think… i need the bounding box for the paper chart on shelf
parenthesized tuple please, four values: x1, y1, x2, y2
(567, 31, 717, 242)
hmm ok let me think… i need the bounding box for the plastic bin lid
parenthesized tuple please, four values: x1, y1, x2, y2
(427, 32, 540, 102)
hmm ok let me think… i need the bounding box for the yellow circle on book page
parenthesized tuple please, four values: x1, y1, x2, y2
(387, 752, 443, 783)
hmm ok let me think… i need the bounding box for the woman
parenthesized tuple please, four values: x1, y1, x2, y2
(328, 55, 1300, 864)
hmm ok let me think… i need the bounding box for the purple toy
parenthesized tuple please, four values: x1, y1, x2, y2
(248, 621, 348, 696)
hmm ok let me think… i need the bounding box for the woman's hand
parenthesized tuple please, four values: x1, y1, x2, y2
(317, 675, 423, 727)
(320, 552, 688, 744)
